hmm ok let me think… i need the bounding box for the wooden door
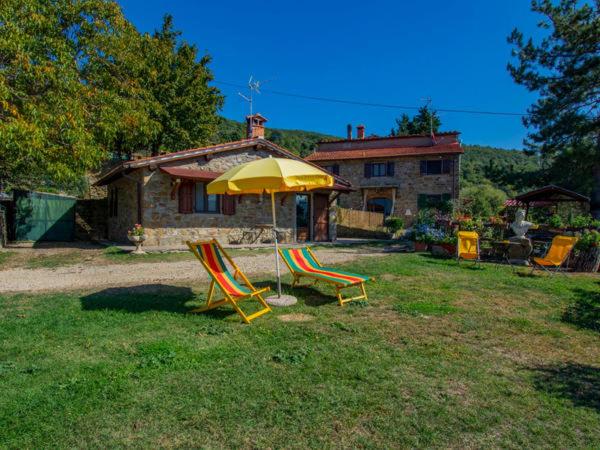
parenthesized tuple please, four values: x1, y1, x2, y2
(312, 193, 329, 242)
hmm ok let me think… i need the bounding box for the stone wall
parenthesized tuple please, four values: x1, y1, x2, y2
(140, 148, 296, 247)
(107, 172, 141, 242)
(333, 155, 460, 225)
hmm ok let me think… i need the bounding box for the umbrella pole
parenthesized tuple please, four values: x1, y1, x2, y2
(271, 191, 282, 297)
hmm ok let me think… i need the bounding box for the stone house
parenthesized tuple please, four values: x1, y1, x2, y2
(95, 115, 352, 247)
(305, 125, 463, 225)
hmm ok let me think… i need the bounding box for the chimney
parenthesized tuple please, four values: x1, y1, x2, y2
(246, 113, 267, 139)
(347, 124, 352, 140)
(357, 124, 365, 139)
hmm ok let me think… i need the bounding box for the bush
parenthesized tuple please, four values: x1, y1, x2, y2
(459, 184, 507, 219)
(384, 216, 404, 233)
(575, 230, 600, 252)
(570, 215, 600, 229)
(548, 214, 564, 229)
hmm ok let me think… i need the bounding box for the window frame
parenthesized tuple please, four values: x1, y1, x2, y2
(179, 181, 222, 215)
(417, 193, 452, 209)
(420, 159, 453, 176)
(371, 162, 387, 177)
(322, 164, 340, 175)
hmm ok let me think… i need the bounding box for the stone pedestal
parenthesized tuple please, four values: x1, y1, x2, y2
(507, 236, 532, 265)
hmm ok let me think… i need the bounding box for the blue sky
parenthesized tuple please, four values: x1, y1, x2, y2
(119, 0, 544, 149)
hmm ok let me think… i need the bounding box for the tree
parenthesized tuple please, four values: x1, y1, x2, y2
(507, 0, 600, 218)
(460, 184, 507, 219)
(391, 106, 441, 136)
(141, 15, 224, 156)
(0, 0, 118, 191)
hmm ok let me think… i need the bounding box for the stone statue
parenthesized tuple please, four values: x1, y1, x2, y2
(510, 209, 533, 238)
(508, 209, 533, 264)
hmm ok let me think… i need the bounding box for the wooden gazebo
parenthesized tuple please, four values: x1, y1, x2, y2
(506, 185, 590, 218)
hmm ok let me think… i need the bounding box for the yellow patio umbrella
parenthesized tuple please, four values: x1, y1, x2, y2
(207, 157, 334, 300)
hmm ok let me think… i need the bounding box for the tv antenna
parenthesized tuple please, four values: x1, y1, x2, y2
(421, 96, 436, 142)
(238, 76, 264, 117)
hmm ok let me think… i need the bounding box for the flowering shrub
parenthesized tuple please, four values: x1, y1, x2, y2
(413, 224, 446, 244)
(128, 224, 145, 237)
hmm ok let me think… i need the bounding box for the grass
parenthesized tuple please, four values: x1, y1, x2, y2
(0, 253, 599, 448)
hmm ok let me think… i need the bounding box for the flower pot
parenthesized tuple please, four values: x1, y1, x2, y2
(128, 234, 147, 255)
(414, 241, 428, 252)
(431, 243, 455, 258)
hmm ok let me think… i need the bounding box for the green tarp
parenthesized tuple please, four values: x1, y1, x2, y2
(14, 191, 75, 241)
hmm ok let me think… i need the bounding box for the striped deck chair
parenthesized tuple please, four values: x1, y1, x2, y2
(279, 247, 373, 306)
(186, 240, 271, 324)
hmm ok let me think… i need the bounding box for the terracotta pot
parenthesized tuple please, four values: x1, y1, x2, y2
(414, 241, 428, 252)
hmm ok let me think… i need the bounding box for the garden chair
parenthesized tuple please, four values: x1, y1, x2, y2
(530, 235, 578, 276)
(186, 240, 271, 324)
(278, 247, 373, 306)
(457, 231, 481, 266)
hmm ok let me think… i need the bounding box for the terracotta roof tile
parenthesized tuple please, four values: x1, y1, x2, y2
(159, 167, 223, 181)
(304, 143, 463, 161)
(318, 131, 461, 145)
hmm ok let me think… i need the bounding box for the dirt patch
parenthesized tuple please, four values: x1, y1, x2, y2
(0, 249, 387, 293)
(277, 313, 315, 322)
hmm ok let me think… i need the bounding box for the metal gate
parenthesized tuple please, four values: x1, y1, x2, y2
(13, 191, 76, 241)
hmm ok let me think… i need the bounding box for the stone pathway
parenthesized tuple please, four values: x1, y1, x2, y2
(0, 248, 384, 294)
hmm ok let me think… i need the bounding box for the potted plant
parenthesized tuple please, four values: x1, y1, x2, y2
(127, 224, 147, 254)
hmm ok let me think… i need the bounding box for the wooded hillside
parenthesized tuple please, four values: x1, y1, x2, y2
(216, 117, 542, 196)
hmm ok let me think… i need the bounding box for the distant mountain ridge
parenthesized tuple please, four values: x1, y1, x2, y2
(216, 117, 541, 196)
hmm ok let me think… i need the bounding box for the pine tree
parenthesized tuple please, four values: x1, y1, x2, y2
(508, 0, 600, 217)
(141, 15, 224, 156)
(391, 107, 441, 136)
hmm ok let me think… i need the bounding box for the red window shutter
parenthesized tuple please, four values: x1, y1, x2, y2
(178, 182, 194, 214)
(222, 194, 236, 215)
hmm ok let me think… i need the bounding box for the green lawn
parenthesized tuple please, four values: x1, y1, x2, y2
(1, 253, 599, 448)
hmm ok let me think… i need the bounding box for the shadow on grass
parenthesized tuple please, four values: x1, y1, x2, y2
(253, 280, 338, 307)
(531, 363, 600, 412)
(80, 284, 208, 315)
(562, 284, 600, 332)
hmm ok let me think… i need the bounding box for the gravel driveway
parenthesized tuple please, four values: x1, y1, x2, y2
(0, 248, 382, 293)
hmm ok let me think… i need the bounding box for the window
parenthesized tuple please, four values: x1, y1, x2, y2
(364, 162, 395, 178)
(420, 159, 453, 175)
(108, 187, 118, 217)
(417, 193, 452, 209)
(178, 181, 231, 214)
(323, 164, 340, 175)
(366, 197, 393, 216)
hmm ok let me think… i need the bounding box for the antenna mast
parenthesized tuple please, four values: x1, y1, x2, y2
(238, 76, 263, 116)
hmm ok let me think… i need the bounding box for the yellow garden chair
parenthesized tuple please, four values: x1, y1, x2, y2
(531, 235, 578, 276)
(457, 231, 480, 265)
(186, 240, 271, 323)
(279, 247, 373, 306)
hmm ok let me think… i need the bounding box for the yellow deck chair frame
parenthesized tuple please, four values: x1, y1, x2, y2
(457, 231, 480, 266)
(531, 235, 578, 276)
(186, 240, 271, 324)
(279, 246, 373, 306)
